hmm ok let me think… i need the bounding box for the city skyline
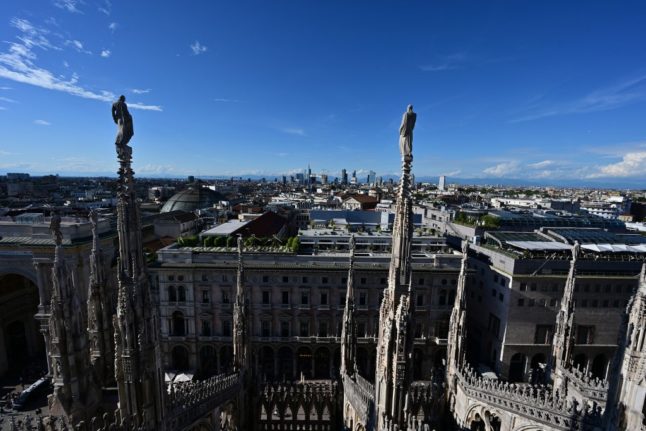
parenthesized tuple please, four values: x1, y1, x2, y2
(0, 1, 645, 186)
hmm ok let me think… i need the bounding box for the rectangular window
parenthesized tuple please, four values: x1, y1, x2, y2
(282, 291, 289, 305)
(201, 320, 211, 336)
(498, 293, 504, 302)
(222, 290, 230, 304)
(359, 291, 367, 306)
(357, 322, 366, 337)
(380, 278, 386, 285)
(282, 276, 288, 283)
(339, 293, 345, 306)
(488, 314, 501, 337)
(319, 321, 328, 337)
(320, 292, 328, 305)
(361, 277, 367, 285)
(517, 298, 524, 306)
(322, 277, 328, 284)
(576, 326, 594, 345)
(534, 325, 553, 344)
(300, 321, 309, 337)
(201, 274, 208, 282)
(222, 320, 231, 337)
(491, 288, 496, 297)
(415, 323, 422, 338)
(301, 292, 309, 305)
(519, 283, 527, 291)
(262, 275, 269, 283)
(530, 283, 537, 291)
(418, 278, 424, 285)
(262, 291, 270, 304)
(202, 290, 210, 304)
(280, 321, 290, 337)
(302, 276, 308, 283)
(261, 320, 270, 337)
(416, 294, 424, 306)
(549, 298, 558, 307)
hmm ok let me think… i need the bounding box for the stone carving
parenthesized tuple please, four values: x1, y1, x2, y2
(399, 104, 416, 161)
(112, 95, 134, 161)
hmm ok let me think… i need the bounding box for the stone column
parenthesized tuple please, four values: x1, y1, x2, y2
(33, 261, 47, 309)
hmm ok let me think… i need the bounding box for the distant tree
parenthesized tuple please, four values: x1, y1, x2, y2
(214, 236, 227, 247)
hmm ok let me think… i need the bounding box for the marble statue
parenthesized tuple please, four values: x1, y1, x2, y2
(112, 95, 134, 160)
(399, 104, 416, 161)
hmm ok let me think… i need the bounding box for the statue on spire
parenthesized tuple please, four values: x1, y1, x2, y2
(112, 95, 134, 162)
(399, 104, 416, 162)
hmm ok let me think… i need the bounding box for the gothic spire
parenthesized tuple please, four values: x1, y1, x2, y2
(447, 240, 469, 391)
(233, 235, 250, 371)
(112, 98, 165, 427)
(87, 210, 114, 385)
(550, 241, 579, 392)
(341, 235, 357, 376)
(47, 213, 97, 422)
(375, 105, 417, 429)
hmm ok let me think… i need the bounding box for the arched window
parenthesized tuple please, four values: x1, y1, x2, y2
(178, 286, 186, 302)
(168, 285, 177, 302)
(172, 311, 185, 336)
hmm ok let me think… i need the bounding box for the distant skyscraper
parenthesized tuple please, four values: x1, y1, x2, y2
(295, 173, 305, 183)
(367, 170, 376, 185)
(439, 175, 446, 191)
(351, 170, 357, 185)
(341, 169, 348, 185)
(321, 174, 328, 185)
(282, 175, 287, 185)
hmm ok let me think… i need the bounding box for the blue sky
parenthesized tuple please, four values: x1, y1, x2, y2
(0, 1, 645, 185)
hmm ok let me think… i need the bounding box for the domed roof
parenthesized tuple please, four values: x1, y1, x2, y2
(160, 186, 224, 213)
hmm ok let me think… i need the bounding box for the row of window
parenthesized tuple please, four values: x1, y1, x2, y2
(166, 287, 456, 307)
(169, 313, 446, 339)
(519, 281, 634, 294)
(517, 297, 628, 308)
(165, 273, 456, 287)
(534, 324, 594, 344)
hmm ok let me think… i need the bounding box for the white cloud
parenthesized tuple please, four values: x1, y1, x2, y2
(527, 160, 555, 169)
(190, 41, 207, 55)
(0, 107, 7, 111)
(53, 0, 84, 14)
(588, 151, 646, 178)
(214, 98, 241, 103)
(0, 96, 17, 103)
(511, 74, 646, 122)
(100, 49, 111, 58)
(34, 119, 51, 126)
(419, 53, 466, 72)
(483, 161, 521, 177)
(66, 39, 91, 54)
(0, 86, 11, 90)
(280, 127, 306, 136)
(128, 102, 162, 111)
(138, 164, 177, 174)
(98, 0, 112, 15)
(108, 22, 118, 32)
(131, 88, 151, 94)
(0, 17, 162, 111)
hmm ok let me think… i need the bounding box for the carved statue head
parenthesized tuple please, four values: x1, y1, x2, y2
(407, 104, 413, 112)
(119, 95, 126, 102)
